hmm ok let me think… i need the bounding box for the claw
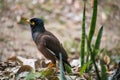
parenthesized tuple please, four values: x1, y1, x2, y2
(48, 62, 56, 68)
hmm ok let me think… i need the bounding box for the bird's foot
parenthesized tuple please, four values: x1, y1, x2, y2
(48, 62, 56, 68)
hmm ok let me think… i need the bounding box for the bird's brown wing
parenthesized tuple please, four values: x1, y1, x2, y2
(41, 31, 68, 61)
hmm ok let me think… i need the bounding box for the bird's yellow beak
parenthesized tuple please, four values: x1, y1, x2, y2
(25, 19, 30, 23)
(25, 19, 35, 26)
(24, 18, 35, 26)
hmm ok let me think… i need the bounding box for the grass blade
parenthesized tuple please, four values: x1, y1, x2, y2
(59, 53, 67, 80)
(100, 60, 108, 80)
(80, 61, 91, 76)
(86, 0, 98, 71)
(86, 0, 98, 72)
(86, 35, 101, 80)
(80, 0, 86, 66)
(88, 0, 98, 44)
(93, 26, 103, 55)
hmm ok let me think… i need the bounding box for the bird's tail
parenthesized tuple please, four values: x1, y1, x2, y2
(63, 62, 72, 73)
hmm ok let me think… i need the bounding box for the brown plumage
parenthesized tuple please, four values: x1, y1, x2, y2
(27, 18, 71, 69)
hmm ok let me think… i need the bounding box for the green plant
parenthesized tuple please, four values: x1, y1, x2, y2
(25, 68, 56, 80)
(79, 0, 106, 80)
(100, 60, 108, 80)
(59, 53, 67, 80)
(80, 0, 86, 67)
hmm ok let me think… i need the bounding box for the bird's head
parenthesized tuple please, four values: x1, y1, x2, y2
(26, 18, 45, 33)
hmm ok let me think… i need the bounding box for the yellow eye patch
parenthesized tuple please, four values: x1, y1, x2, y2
(31, 21, 35, 26)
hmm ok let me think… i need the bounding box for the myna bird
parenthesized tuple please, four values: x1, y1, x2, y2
(26, 18, 71, 70)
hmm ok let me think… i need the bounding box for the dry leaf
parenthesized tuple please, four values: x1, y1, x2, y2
(0, 62, 8, 70)
(91, 0, 94, 8)
(71, 59, 80, 67)
(17, 65, 33, 74)
(104, 55, 110, 65)
(35, 59, 48, 69)
(7, 56, 23, 65)
(83, 73, 90, 80)
(51, 76, 59, 80)
(17, 56, 37, 71)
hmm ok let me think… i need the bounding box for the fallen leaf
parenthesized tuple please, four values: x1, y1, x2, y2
(104, 55, 110, 65)
(17, 65, 33, 74)
(7, 56, 23, 65)
(17, 56, 37, 71)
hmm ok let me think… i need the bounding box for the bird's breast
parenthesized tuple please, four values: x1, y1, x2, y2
(32, 32, 40, 41)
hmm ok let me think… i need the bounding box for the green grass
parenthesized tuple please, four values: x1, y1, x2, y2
(79, 0, 106, 80)
(59, 53, 67, 80)
(80, 0, 86, 66)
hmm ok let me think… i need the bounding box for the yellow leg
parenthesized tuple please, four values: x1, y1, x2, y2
(48, 62, 56, 68)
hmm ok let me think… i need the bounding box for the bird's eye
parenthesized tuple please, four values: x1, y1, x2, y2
(31, 21, 35, 26)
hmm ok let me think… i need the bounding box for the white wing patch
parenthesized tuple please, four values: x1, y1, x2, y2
(46, 48, 55, 55)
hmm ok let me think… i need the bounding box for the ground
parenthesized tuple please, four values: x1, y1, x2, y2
(0, 0, 120, 80)
(0, 0, 120, 61)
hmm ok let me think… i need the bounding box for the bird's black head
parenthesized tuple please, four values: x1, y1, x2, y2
(29, 18, 45, 33)
(26, 18, 46, 41)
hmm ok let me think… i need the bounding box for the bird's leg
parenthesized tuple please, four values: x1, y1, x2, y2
(48, 63, 56, 68)
(48, 60, 60, 73)
(47, 59, 56, 68)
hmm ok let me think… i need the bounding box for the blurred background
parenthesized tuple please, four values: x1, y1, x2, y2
(0, 0, 120, 61)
